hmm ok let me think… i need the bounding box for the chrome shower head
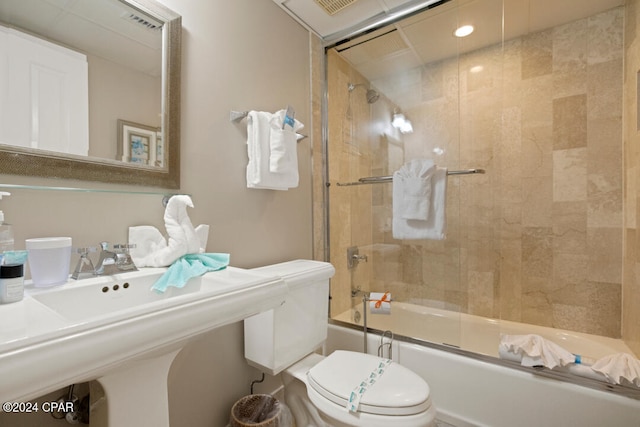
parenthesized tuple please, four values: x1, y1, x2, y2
(365, 88, 380, 104)
(348, 83, 380, 104)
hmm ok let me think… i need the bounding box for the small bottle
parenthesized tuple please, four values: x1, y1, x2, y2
(0, 264, 24, 304)
(0, 192, 14, 252)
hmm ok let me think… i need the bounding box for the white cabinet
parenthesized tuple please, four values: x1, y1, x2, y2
(0, 25, 88, 156)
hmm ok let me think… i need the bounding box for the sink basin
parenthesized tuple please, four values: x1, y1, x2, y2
(0, 266, 288, 426)
(30, 268, 270, 323)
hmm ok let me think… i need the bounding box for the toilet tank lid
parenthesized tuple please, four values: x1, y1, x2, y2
(251, 260, 335, 287)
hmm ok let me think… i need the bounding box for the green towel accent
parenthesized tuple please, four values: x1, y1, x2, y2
(152, 253, 230, 293)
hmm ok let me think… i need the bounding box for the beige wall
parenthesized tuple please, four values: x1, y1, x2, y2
(327, 7, 629, 341)
(0, 1, 313, 426)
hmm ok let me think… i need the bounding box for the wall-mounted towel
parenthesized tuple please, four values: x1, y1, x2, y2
(246, 110, 303, 190)
(269, 109, 303, 173)
(392, 160, 447, 240)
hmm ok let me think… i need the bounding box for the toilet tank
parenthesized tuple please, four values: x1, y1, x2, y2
(244, 260, 335, 375)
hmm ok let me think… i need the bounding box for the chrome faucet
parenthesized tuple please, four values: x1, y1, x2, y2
(93, 242, 138, 276)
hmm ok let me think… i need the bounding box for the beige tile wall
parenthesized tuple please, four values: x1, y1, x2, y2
(325, 7, 630, 340)
(624, 0, 640, 355)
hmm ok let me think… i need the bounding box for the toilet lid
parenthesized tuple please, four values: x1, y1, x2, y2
(307, 350, 431, 416)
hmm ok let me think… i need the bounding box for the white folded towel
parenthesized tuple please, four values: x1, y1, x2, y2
(269, 109, 303, 173)
(498, 334, 576, 370)
(129, 195, 209, 267)
(394, 159, 435, 220)
(392, 162, 447, 240)
(591, 353, 640, 387)
(246, 110, 302, 190)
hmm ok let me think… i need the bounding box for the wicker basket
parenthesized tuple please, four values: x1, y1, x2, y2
(229, 394, 281, 427)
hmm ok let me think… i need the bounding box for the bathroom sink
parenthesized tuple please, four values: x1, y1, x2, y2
(0, 266, 288, 423)
(29, 268, 264, 323)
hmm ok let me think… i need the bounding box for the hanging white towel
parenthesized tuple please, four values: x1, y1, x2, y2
(394, 159, 436, 220)
(392, 161, 447, 240)
(245, 110, 302, 190)
(269, 109, 303, 173)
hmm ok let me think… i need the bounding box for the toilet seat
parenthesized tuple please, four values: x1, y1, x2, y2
(307, 350, 432, 416)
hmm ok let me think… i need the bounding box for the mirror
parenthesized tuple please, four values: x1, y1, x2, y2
(0, 0, 181, 188)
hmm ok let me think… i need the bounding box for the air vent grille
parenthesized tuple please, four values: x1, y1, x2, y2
(314, 0, 359, 15)
(123, 13, 163, 31)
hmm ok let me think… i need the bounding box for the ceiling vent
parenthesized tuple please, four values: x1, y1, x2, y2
(314, 0, 360, 15)
(122, 12, 163, 31)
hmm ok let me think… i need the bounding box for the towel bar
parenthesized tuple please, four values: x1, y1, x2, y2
(335, 168, 485, 186)
(230, 110, 307, 141)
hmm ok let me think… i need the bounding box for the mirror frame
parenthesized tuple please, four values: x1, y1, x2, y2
(0, 0, 181, 189)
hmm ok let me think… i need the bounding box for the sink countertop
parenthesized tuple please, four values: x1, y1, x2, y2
(0, 266, 288, 402)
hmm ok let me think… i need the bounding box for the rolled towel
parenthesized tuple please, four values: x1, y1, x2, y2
(129, 225, 167, 266)
(128, 195, 209, 267)
(369, 292, 391, 315)
(591, 353, 640, 387)
(498, 334, 576, 369)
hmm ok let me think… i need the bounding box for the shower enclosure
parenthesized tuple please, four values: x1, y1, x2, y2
(323, 0, 639, 366)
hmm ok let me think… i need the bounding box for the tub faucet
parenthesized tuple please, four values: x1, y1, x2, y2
(94, 242, 138, 275)
(347, 246, 368, 269)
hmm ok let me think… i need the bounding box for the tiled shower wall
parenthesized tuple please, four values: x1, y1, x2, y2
(325, 7, 630, 340)
(623, 0, 640, 355)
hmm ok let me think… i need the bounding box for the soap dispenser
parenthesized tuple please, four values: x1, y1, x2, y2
(0, 192, 14, 252)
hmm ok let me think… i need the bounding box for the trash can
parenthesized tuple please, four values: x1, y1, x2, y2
(229, 394, 288, 427)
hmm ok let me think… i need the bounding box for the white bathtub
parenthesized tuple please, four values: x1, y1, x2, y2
(333, 302, 633, 360)
(329, 303, 640, 427)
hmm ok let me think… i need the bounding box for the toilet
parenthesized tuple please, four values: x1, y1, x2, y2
(244, 260, 437, 427)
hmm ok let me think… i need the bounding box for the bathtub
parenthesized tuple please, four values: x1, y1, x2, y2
(329, 303, 640, 427)
(333, 302, 633, 360)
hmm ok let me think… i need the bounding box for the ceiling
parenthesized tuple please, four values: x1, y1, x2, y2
(281, 0, 624, 109)
(334, 0, 624, 82)
(275, 0, 624, 41)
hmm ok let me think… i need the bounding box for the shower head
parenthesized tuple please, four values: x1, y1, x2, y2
(348, 83, 380, 104)
(365, 88, 380, 104)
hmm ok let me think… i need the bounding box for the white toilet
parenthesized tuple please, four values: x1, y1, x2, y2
(244, 260, 437, 427)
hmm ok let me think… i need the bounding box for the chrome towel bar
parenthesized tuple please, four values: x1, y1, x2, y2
(335, 168, 485, 186)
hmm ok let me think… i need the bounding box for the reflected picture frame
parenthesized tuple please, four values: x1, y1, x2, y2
(117, 119, 162, 166)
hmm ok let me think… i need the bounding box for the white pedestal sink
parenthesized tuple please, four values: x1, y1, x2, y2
(0, 266, 288, 426)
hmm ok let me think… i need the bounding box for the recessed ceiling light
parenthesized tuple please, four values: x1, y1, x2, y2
(454, 25, 474, 38)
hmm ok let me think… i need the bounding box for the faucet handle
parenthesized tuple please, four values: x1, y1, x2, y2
(74, 247, 97, 256)
(99, 241, 110, 251)
(71, 247, 97, 280)
(113, 243, 136, 253)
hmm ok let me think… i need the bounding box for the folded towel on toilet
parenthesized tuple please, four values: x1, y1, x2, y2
(498, 334, 576, 369)
(129, 195, 209, 267)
